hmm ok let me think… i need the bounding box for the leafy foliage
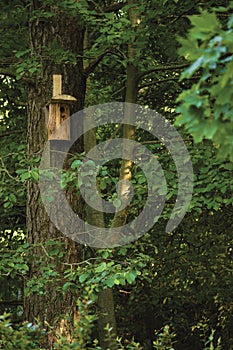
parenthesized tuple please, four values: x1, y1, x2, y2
(176, 6, 233, 160)
(0, 0, 232, 349)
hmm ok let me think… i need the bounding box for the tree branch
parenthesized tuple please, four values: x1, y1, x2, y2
(112, 84, 126, 96)
(0, 300, 23, 306)
(0, 67, 34, 84)
(103, 2, 125, 13)
(0, 68, 17, 79)
(138, 63, 189, 80)
(88, 0, 125, 15)
(139, 77, 180, 90)
(138, 75, 200, 90)
(0, 130, 24, 138)
(83, 48, 124, 76)
(83, 50, 110, 76)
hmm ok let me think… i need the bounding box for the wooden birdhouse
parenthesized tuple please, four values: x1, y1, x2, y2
(47, 75, 77, 140)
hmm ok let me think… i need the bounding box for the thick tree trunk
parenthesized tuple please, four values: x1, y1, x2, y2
(25, 2, 86, 343)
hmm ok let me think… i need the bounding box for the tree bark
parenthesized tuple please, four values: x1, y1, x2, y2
(25, 2, 86, 344)
(83, 34, 117, 349)
(111, 0, 139, 235)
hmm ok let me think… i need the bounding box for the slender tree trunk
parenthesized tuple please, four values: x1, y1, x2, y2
(84, 120, 118, 347)
(85, 2, 141, 345)
(88, 2, 141, 346)
(25, 2, 86, 344)
(83, 33, 117, 349)
(111, 0, 140, 233)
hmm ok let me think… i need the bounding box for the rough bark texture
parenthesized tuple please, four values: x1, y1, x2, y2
(25, 1, 86, 343)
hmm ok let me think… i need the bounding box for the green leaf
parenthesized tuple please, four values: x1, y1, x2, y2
(118, 247, 127, 256)
(105, 277, 115, 288)
(21, 172, 30, 182)
(205, 121, 218, 139)
(181, 56, 204, 79)
(125, 271, 137, 284)
(95, 262, 107, 273)
(79, 273, 89, 283)
(100, 178, 107, 190)
(71, 159, 82, 169)
(62, 282, 75, 292)
(9, 193, 17, 203)
(113, 198, 122, 209)
(138, 175, 147, 184)
(188, 11, 219, 34)
(16, 168, 28, 174)
(31, 169, 39, 181)
(49, 248, 59, 256)
(102, 250, 110, 259)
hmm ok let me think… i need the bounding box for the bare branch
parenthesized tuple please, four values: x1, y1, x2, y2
(0, 68, 17, 79)
(84, 51, 110, 76)
(112, 84, 126, 97)
(0, 130, 24, 138)
(0, 157, 18, 180)
(103, 2, 125, 13)
(88, 0, 125, 15)
(0, 67, 34, 84)
(0, 300, 23, 306)
(138, 75, 200, 90)
(138, 63, 189, 81)
(84, 48, 124, 76)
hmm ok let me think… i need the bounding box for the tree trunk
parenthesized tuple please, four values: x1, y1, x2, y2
(92, 2, 141, 345)
(111, 0, 139, 236)
(25, 1, 86, 344)
(83, 40, 117, 349)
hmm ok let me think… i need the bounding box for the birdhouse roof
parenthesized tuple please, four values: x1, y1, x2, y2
(50, 94, 77, 103)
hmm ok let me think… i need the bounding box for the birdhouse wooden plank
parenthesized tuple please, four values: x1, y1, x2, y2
(47, 75, 77, 140)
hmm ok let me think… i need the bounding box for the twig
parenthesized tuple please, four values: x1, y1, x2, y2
(0, 157, 18, 180)
(112, 84, 126, 97)
(62, 257, 99, 266)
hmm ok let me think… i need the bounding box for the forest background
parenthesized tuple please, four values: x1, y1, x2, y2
(0, 0, 232, 349)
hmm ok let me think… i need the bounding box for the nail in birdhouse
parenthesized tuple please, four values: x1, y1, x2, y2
(47, 75, 77, 140)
